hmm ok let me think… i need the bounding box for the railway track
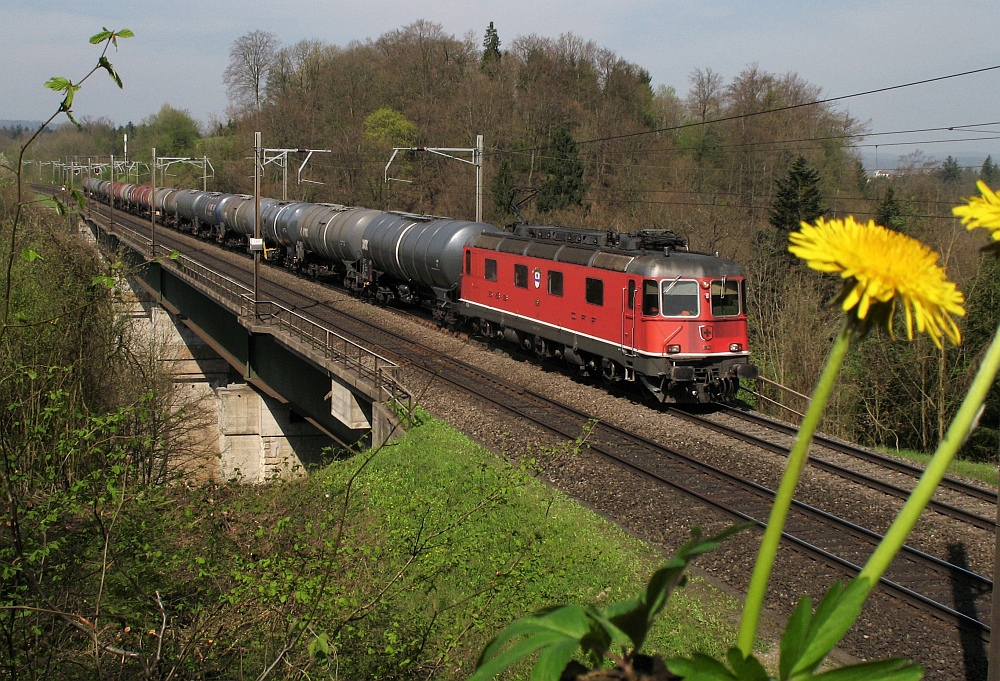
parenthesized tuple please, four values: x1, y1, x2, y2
(85, 200, 994, 669)
(666, 405, 998, 531)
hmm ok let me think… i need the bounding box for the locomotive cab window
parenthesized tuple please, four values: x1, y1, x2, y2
(711, 279, 741, 317)
(514, 264, 528, 288)
(485, 258, 497, 282)
(548, 270, 564, 297)
(661, 279, 699, 316)
(465, 251, 471, 275)
(642, 280, 659, 315)
(585, 277, 604, 306)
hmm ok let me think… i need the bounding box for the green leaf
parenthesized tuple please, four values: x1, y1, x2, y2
(470, 630, 571, 681)
(472, 605, 599, 681)
(606, 524, 749, 651)
(811, 658, 923, 681)
(21, 248, 42, 262)
(308, 633, 331, 659)
(473, 526, 748, 681)
(779, 594, 813, 679)
(91, 27, 134, 47)
(532, 638, 581, 681)
(725, 648, 769, 681)
(70, 189, 85, 210)
(60, 86, 76, 112)
(44, 76, 71, 92)
(789, 578, 871, 678)
(667, 651, 738, 680)
(98, 56, 123, 88)
(92, 275, 115, 289)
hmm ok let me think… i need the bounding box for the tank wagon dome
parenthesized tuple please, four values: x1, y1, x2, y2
(364, 213, 500, 292)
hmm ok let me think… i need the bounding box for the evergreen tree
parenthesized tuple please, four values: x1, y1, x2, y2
(937, 155, 961, 185)
(853, 159, 871, 198)
(769, 156, 824, 234)
(536, 127, 587, 213)
(491, 155, 516, 220)
(874, 186, 905, 232)
(481, 22, 501, 76)
(981, 155, 999, 186)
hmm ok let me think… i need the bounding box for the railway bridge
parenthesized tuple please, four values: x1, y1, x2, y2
(81, 208, 411, 482)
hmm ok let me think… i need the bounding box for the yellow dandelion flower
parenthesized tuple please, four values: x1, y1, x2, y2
(953, 180, 1000, 240)
(788, 216, 965, 348)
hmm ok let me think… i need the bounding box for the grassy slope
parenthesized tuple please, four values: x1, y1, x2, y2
(143, 413, 742, 678)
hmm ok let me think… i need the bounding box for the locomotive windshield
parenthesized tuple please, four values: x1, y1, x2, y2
(711, 278, 741, 317)
(660, 278, 699, 317)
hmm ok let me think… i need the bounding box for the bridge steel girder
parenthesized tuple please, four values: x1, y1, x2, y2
(92, 224, 377, 449)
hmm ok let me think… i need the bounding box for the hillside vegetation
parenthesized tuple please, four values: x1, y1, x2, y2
(9, 20, 998, 460)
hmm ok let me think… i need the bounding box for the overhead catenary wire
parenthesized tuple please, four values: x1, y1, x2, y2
(481, 64, 1000, 154)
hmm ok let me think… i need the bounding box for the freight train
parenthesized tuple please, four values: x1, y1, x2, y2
(82, 178, 757, 403)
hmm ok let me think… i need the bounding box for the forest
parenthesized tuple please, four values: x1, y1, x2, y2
(6, 20, 1000, 460)
(6, 20, 1000, 680)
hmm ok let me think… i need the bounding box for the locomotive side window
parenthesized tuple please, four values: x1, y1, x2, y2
(627, 280, 636, 310)
(514, 263, 528, 288)
(585, 277, 604, 306)
(465, 250, 471, 275)
(642, 280, 659, 315)
(711, 279, 741, 317)
(661, 279, 699, 316)
(485, 258, 497, 282)
(548, 270, 564, 296)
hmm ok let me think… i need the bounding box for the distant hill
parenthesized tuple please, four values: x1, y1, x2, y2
(858, 148, 997, 172)
(0, 120, 44, 132)
(0, 120, 44, 130)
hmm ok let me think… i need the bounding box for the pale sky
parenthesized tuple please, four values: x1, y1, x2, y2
(3, 0, 999, 168)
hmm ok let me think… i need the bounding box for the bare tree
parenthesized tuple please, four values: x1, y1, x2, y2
(686, 67, 723, 122)
(223, 30, 280, 113)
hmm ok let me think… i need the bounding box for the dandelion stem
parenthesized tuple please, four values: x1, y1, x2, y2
(858, 322, 1000, 589)
(737, 323, 852, 656)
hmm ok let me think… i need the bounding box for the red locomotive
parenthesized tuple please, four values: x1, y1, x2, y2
(458, 225, 757, 403)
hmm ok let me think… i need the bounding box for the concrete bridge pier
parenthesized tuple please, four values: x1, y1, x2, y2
(144, 300, 335, 483)
(216, 383, 332, 481)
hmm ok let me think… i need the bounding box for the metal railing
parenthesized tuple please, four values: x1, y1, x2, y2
(98, 214, 413, 416)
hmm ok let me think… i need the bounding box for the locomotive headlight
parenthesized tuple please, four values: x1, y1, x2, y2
(730, 343, 743, 352)
(666, 344, 681, 354)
